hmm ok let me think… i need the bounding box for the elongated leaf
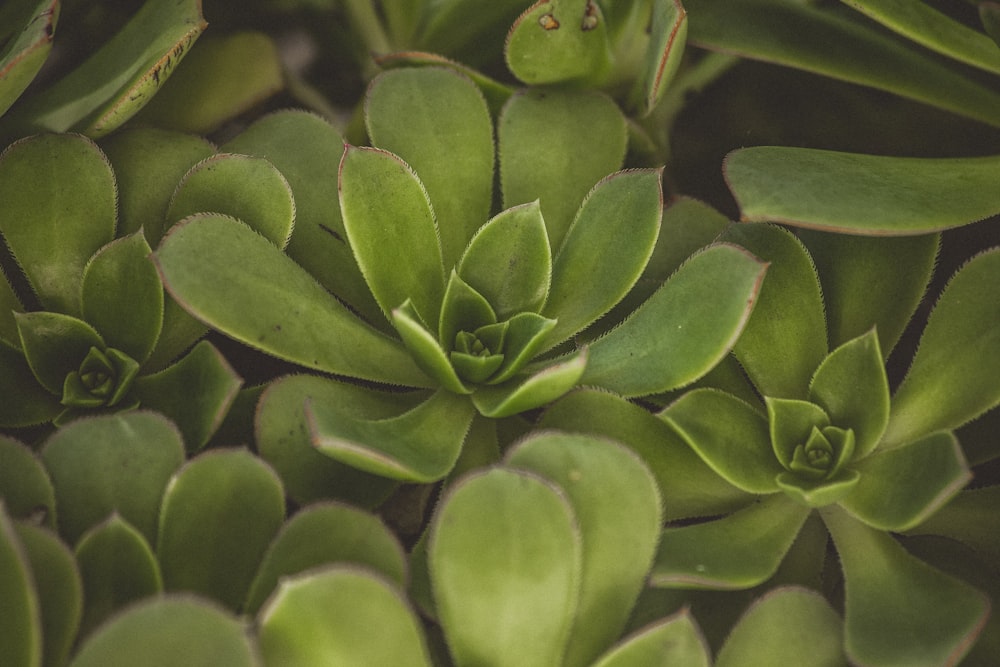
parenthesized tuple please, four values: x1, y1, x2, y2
(634, 0, 688, 116)
(0, 504, 41, 667)
(726, 147, 1000, 234)
(429, 468, 581, 667)
(506, 433, 662, 667)
(591, 611, 710, 667)
(153, 214, 430, 387)
(0, 133, 116, 316)
(685, 0, 1000, 127)
(0, 0, 58, 117)
(470, 348, 587, 418)
(544, 169, 663, 348)
(0, 266, 24, 349)
(499, 88, 627, 249)
(883, 249, 1000, 447)
(582, 243, 767, 396)
(3, 0, 206, 137)
(392, 299, 469, 394)
(720, 223, 826, 399)
(903, 485, 1000, 563)
(339, 145, 445, 325)
(258, 566, 431, 667)
(651, 494, 812, 589)
(822, 506, 989, 667)
(366, 67, 494, 269)
(69, 595, 258, 667)
(41, 411, 185, 545)
(0, 436, 54, 528)
(309, 389, 476, 482)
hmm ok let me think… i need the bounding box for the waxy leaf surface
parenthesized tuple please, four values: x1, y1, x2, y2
(470, 348, 587, 417)
(0, 436, 55, 528)
(591, 611, 710, 667)
(633, 0, 688, 115)
(0, 506, 40, 667)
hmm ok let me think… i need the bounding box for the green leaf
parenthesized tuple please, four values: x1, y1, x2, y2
(245, 502, 407, 614)
(715, 587, 845, 667)
(822, 506, 990, 667)
(766, 397, 832, 470)
(984, 3, 1000, 47)
(132, 340, 242, 452)
(153, 214, 430, 387)
(0, 0, 58, 117)
(725, 147, 1000, 234)
(839, 431, 971, 532)
(167, 153, 295, 248)
(438, 271, 499, 350)
(0, 345, 60, 426)
(0, 265, 25, 349)
(15, 522, 82, 667)
(884, 249, 1000, 447)
(506, 432, 662, 667)
(74, 515, 163, 640)
(544, 168, 663, 349)
(69, 595, 258, 667)
(843, 0, 1000, 75)
(470, 348, 587, 418)
(632, 0, 688, 116)
(413, 0, 528, 66)
(429, 468, 581, 667)
(393, 299, 470, 394)
(0, 133, 116, 316)
(339, 145, 445, 325)
(366, 67, 494, 269)
(686, 0, 1000, 127)
(583, 243, 767, 397)
(800, 229, 939, 356)
(664, 389, 783, 495)
(458, 201, 551, 320)
(100, 127, 215, 244)
(775, 468, 860, 508)
(257, 566, 431, 667)
(2, 0, 206, 138)
(541, 388, 755, 520)
(505, 0, 613, 86)
(591, 610, 710, 667)
(0, 435, 55, 528)
(157, 448, 284, 610)
(651, 494, 811, 589)
(499, 88, 627, 249)
(903, 485, 1000, 563)
(130, 31, 283, 135)
(720, 223, 827, 399)
(309, 388, 476, 483)
(15, 311, 105, 395)
(82, 232, 163, 364)
(0, 504, 41, 667)
(489, 311, 557, 383)
(41, 411, 185, 545)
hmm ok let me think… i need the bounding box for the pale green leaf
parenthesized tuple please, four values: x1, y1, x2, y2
(470, 348, 587, 418)
(591, 610, 711, 667)
(634, 0, 688, 115)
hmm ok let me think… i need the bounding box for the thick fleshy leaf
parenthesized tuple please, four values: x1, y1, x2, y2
(664, 389, 782, 495)
(413, 0, 529, 66)
(726, 147, 1000, 233)
(153, 214, 430, 387)
(686, 0, 1000, 127)
(591, 610, 710, 667)
(903, 485, 1000, 563)
(69, 595, 258, 667)
(499, 88, 627, 249)
(132, 340, 242, 452)
(632, 0, 688, 115)
(15, 522, 82, 667)
(843, 0, 1000, 75)
(339, 145, 445, 324)
(715, 587, 845, 667)
(766, 398, 831, 472)
(775, 468, 861, 509)
(130, 31, 283, 135)
(506, 433, 662, 667)
(244, 501, 407, 614)
(544, 169, 663, 348)
(0, 505, 41, 667)
(458, 201, 551, 319)
(167, 154, 295, 248)
(255, 375, 401, 508)
(309, 389, 476, 483)
(489, 311, 557, 383)
(720, 223, 826, 399)
(0, 266, 24, 349)
(82, 232, 163, 364)
(366, 67, 494, 269)
(0, 346, 60, 426)
(651, 494, 812, 589)
(74, 515, 162, 640)
(0, 436, 55, 528)
(884, 249, 1000, 447)
(505, 0, 613, 86)
(809, 329, 888, 459)
(582, 243, 766, 396)
(822, 506, 989, 667)
(438, 272, 498, 353)
(0, 133, 116, 316)
(393, 299, 469, 394)
(41, 411, 185, 545)
(0, 0, 57, 117)
(429, 468, 580, 667)
(471, 348, 587, 418)
(800, 229, 938, 355)
(542, 388, 754, 520)
(839, 431, 970, 532)
(157, 448, 284, 610)
(258, 566, 431, 666)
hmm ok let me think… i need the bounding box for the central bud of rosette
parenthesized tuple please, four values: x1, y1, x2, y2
(62, 346, 140, 409)
(789, 424, 855, 481)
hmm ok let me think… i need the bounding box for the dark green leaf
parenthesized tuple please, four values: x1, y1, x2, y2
(0, 345, 60, 426)
(16, 312, 105, 396)
(0, 505, 41, 667)
(765, 397, 830, 472)
(0, 0, 58, 117)
(0, 435, 55, 528)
